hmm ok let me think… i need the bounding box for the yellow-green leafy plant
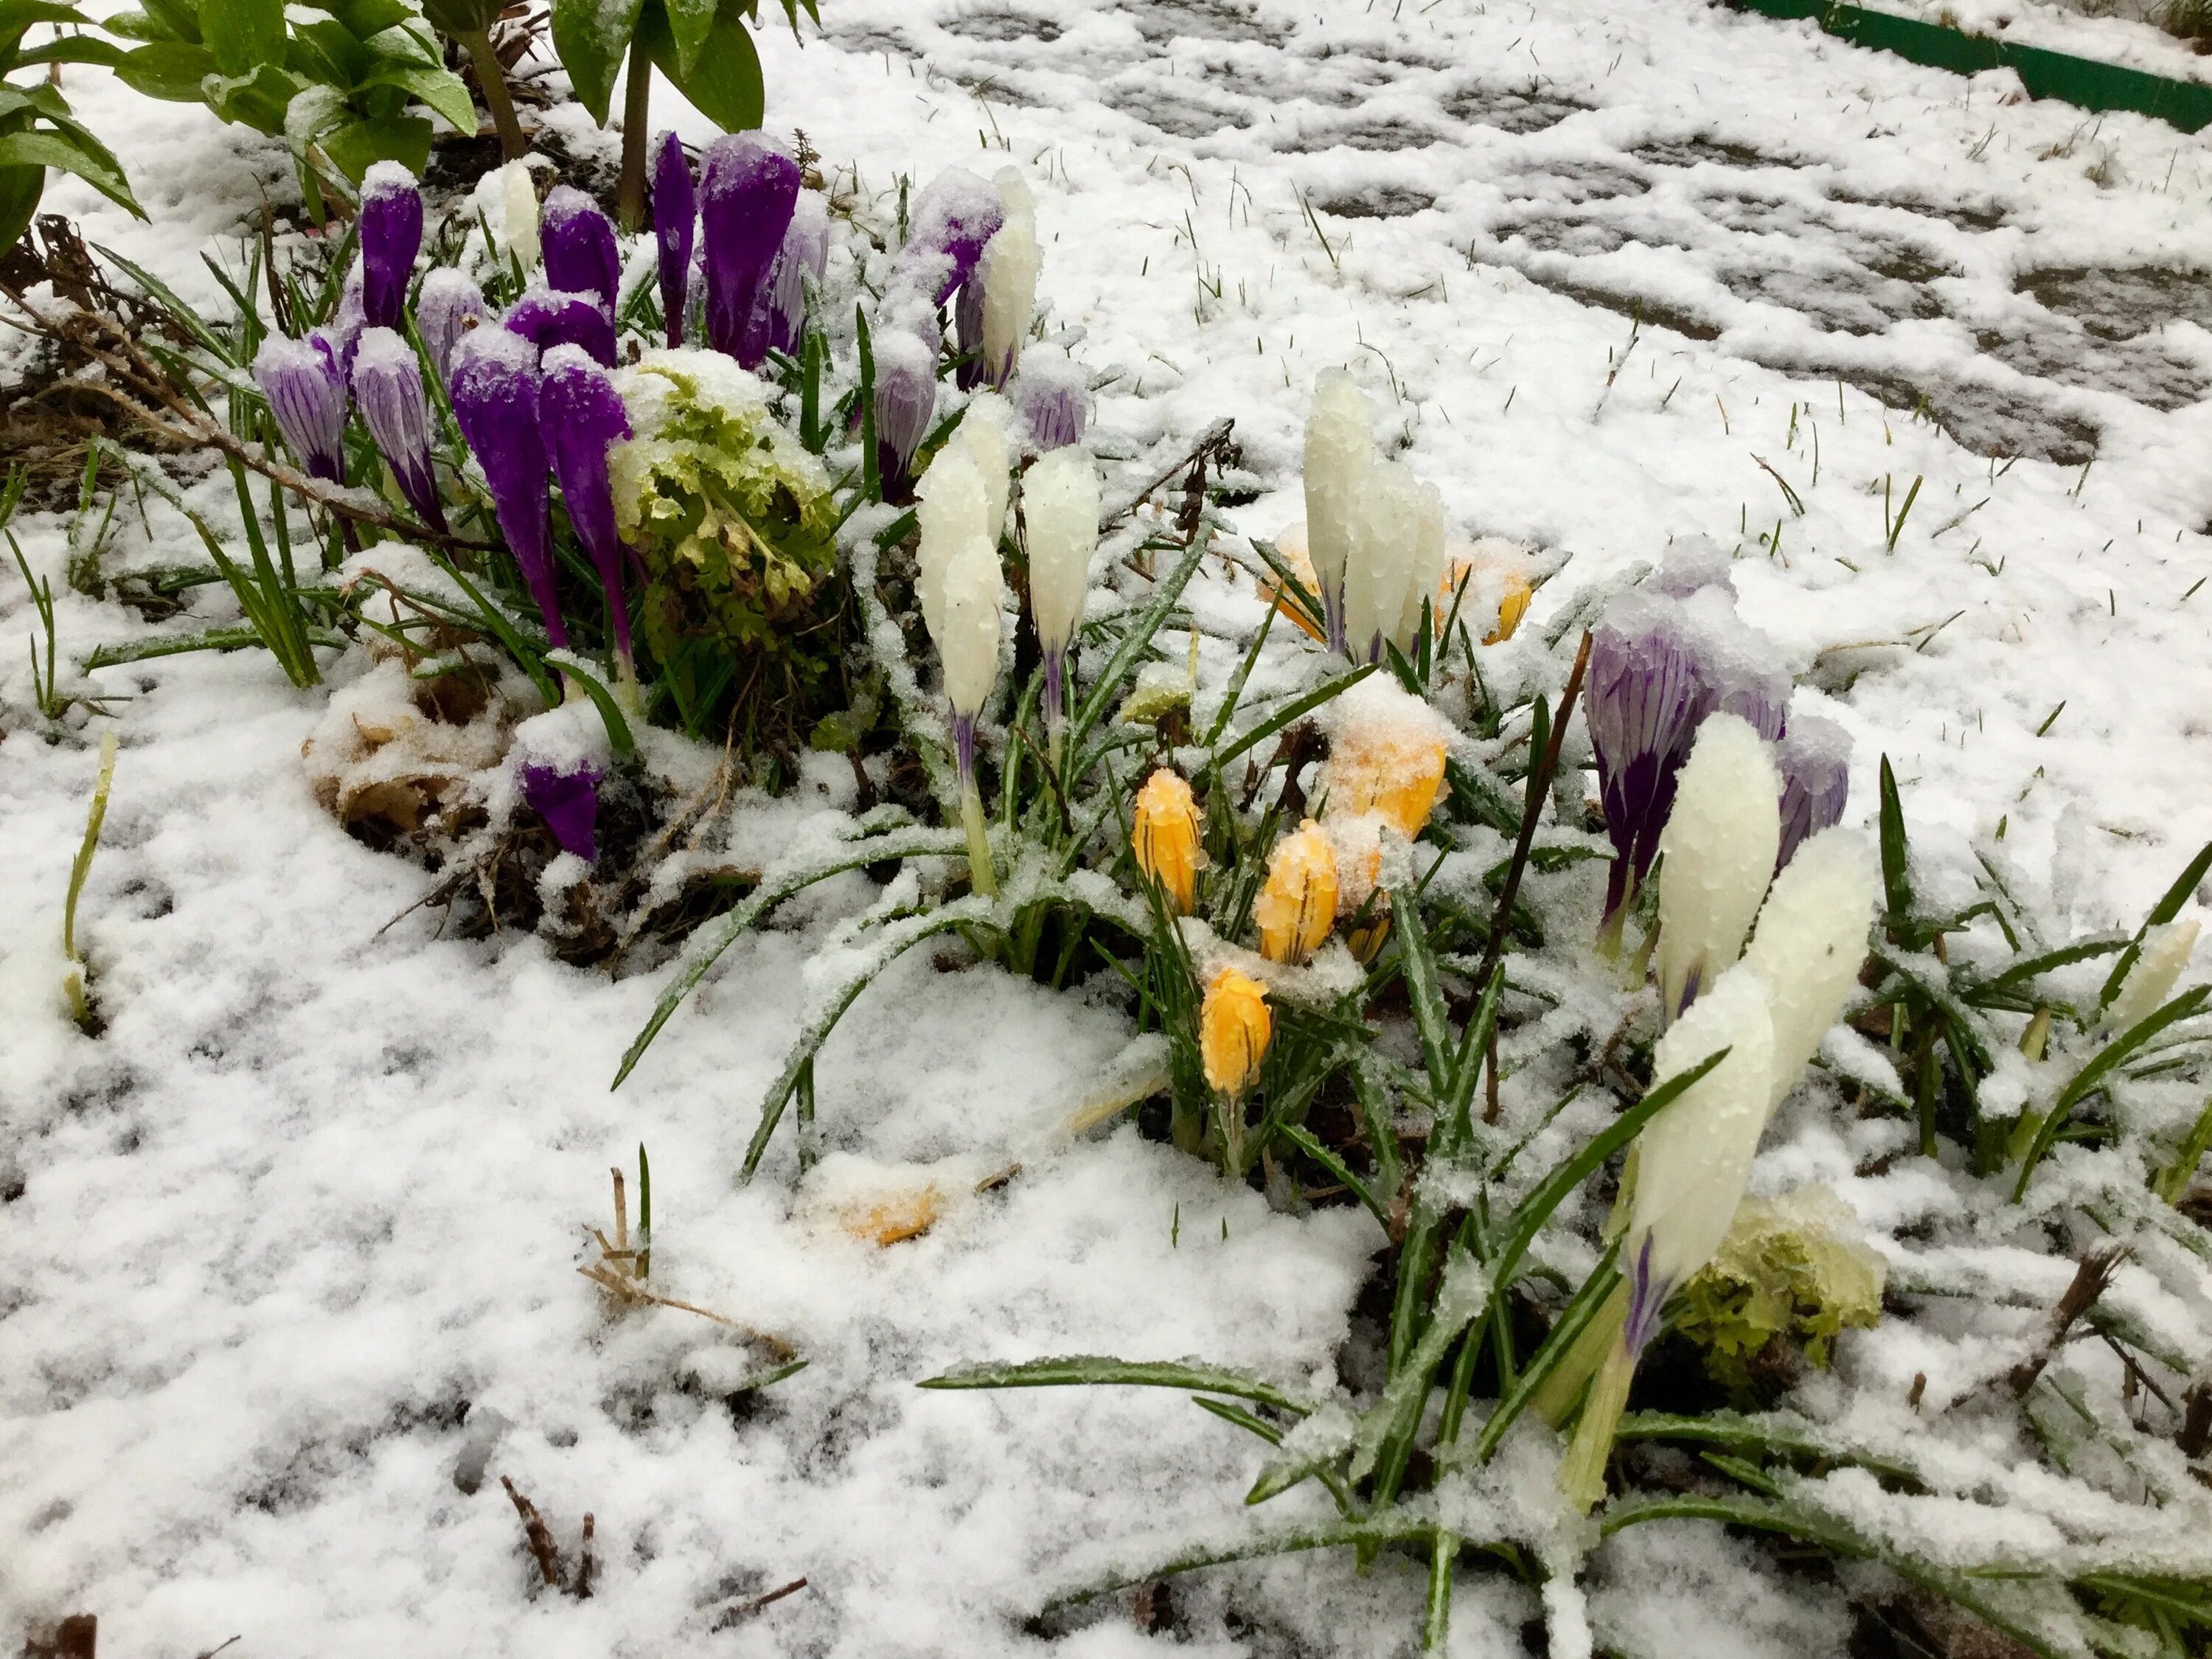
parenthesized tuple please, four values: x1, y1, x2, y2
(1672, 1186, 1886, 1397)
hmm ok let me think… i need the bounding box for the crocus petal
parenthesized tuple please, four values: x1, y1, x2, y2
(253, 333, 349, 484)
(324, 268, 366, 377)
(758, 191, 829, 358)
(502, 286, 616, 368)
(541, 184, 622, 313)
(698, 133, 801, 368)
(350, 327, 445, 532)
(1586, 589, 1703, 922)
(1012, 347, 1090, 452)
(448, 327, 562, 646)
(540, 344, 634, 659)
(652, 131, 695, 347)
(1775, 712, 1851, 869)
(1302, 371, 1374, 654)
(416, 268, 487, 388)
(358, 161, 423, 333)
(1023, 445, 1096, 663)
(1655, 712, 1781, 1023)
(872, 328, 937, 504)
(906, 167, 1004, 304)
(520, 759, 602, 861)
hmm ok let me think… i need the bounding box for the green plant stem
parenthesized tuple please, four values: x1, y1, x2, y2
(457, 29, 526, 159)
(961, 782, 997, 897)
(616, 38, 652, 232)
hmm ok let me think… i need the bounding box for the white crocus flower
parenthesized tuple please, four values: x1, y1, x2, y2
(1023, 447, 1099, 758)
(500, 159, 542, 270)
(979, 216, 1037, 389)
(2107, 918, 2202, 1032)
(1392, 477, 1448, 654)
(1656, 713, 1782, 1022)
(916, 446, 990, 648)
(1743, 827, 1881, 1116)
(1302, 371, 1374, 653)
(957, 389, 1014, 547)
(931, 532, 1005, 897)
(1342, 459, 1421, 664)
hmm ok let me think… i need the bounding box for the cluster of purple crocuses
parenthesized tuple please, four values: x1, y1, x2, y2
(1585, 541, 1849, 932)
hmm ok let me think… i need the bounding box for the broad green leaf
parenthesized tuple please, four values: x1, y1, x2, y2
(647, 0, 762, 131)
(0, 128, 142, 216)
(317, 111, 431, 179)
(0, 161, 40, 251)
(551, 0, 644, 122)
(201, 63, 300, 133)
(98, 7, 170, 38)
(115, 38, 220, 100)
(414, 0, 505, 32)
(18, 36, 133, 69)
(359, 58, 476, 131)
(290, 17, 371, 83)
(319, 0, 416, 36)
(663, 0, 716, 73)
(198, 0, 285, 76)
(140, 0, 201, 38)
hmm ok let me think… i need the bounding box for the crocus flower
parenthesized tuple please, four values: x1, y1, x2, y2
(1200, 966, 1271, 1097)
(416, 268, 487, 388)
(540, 344, 636, 684)
(759, 192, 829, 358)
(1585, 589, 1703, 932)
(905, 166, 1003, 304)
(1256, 821, 1338, 966)
(2107, 919, 2203, 1032)
(977, 214, 1037, 390)
(954, 260, 988, 391)
(351, 327, 445, 531)
(1391, 478, 1449, 655)
(1686, 591, 1789, 740)
(326, 268, 366, 374)
(503, 286, 616, 369)
(358, 160, 422, 333)
(521, 759, 602, 860)
(872, 329, 937, 504)
(933, 531, 1004, 897)
(1022, 445, 1098, 754)
(482, 159, 540, 271)
(1655, 712, 1781, 1023)
(1012, 348, 1089, 451)
(254, 333, 349, 484)
(541, 184, 622, 313)
(448, 327, 562, 646)
(1319, 675, 1450, 841)
(698, 133, 801, 367)
(1133, 769, 1201, 914)
(1649, 535, 1735, 599)
(1303, 370, 1374, 653)
(1775, 712, 1851, 869)
(1560, 962, 1775, 1512)
(1342, 460, 1422, 664)
(915, 444, 989, 649)
(958, 391, 1013, 549)
(1742, 827, 1879, 1115)
(653, 132, 695, 348)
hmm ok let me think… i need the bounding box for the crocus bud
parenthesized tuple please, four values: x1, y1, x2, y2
(760, 192, 829, 358)
(955, 275, 987, 392)
(652, 131, 695, 348)
(540, 344, 635, 669)
(1023, 446, 1098, 738)
(906, 166, 1003, 304)
(416, 268, 487, 388)
(1133, 769, 1201, 914)
(1012, 347, 1089, 451)
(521, 759, 602, 861)
(253, 333, 349, 483)
(698, 133, 801, 366)
(1686, 589, 1789, 740)
(1256, 820, 1338, 966)
(1587, 589, 1703, 929)
(958, 391, 1014, 548)
(873, 329, 937, 504)
(934, 530, 1004, 899)
(1392, 478, 1448, 655)
(1656, 713, 1781, 1022)
(358, 160, 422, 333)
(448, 327, 562, 645)
(541, 184, 621, 313)
(1200, 966, 1271, 1097)
(326, 268, 366, 374)
(351, 327, 445, 531)
(1303, 370, 1374, 653)
(1319, 675, 1450, 841)
(1743, 828, 1879, 1114)
(978, 214, 1037, 390)
(915, 445, 990, 648)
(880, 260, 946, 359)
(503, 286, 616, 368)
(1650, 535, 1735, 599)
(482, 159, 541, 271)
(1775, 713, 1851, 870)
(2107, 919, 2202, 1032)
(1342, 459, 1422, 664)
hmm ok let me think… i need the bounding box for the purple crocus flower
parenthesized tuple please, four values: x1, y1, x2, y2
(521, 759, 603, 861)
(1648, 535, 1735, 600)
(503, 286, 616, 368)
(325, 268, 366, 375)
(1681, 590, 1788, 741)
(540, 345, 635, 668)
(358, 161, 422, 333)
(1775, 713, 1851, 869)
(698, 133, 801, 368)
(954, 276, 987, 391)
(448, 327, 563, 646)
(1585, 590, 1703, 928)
(416, 268, 487, 388)
(253, 332, 349, 484)
(872, 328, 936, 505)
(652, 131, 695, 349)
(1013, 349, 1089, 451)
(541, 185, 622, 313)
(880, 260, 946, 360)
(906, 167, 1003, 305)
(351, 327, 445, 532)
(757, 192, 829, 358)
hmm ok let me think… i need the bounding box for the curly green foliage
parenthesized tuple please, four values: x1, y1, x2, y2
(1674, 1188, 1885, 1398)
(610, 351, 842, 741)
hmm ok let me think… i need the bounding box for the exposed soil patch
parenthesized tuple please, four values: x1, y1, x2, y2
(1833, 366, 2101, 465)
(1500, 161, 1652, 204)
(1276, 118, 1448, 153)
(1102, 80, 1255, 136)
(1439, 81, 1590, 133)
(1829, 187, 2006, 232)
(941, 8, 1063, 41)
(1119, 0, 1288, 44)
(1311, 184, 1437, 218)
(1498, 215, 1636, 257)
(1513, 271, 1725, 341)
(1978, 327, 2209, 413)
(2020, 265, 2212, 340)
(1635, 136, 1804, 170)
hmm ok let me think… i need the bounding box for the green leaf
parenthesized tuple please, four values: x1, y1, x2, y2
(0, 128, 142, 217)
(319, 0, 416, 36)
(1877, 754, 1914, 929)
(644, 0, 762, 131)
(201, 62, 300, 133)
(919, 1356, 1315, 1416)
(2013, 984, 2212, 1199)
(317, 111, 431, 180)
(98, 7, 170, 38)
(0, 161, 41, 254)
(662, 0, 717, 74)
(290, 16, 371, 83)
(414, 0, 505, 32)
(19, 36, 131, 69)
(358, 58, 476, 131)
(139, 0, 201, 39)
(543, 651, 636, 757)
(198, 0, 285, 76)
(550, 0, 644, 122)
(114, 38, 220, 100)
(1211, 663, 1375, 772)
(1065, 529, 1210, 764)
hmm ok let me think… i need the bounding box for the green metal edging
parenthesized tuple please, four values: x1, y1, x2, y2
(1727, 0, 2212, 132)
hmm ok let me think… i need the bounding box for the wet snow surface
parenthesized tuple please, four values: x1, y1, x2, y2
(6, 0, 2212, 1651)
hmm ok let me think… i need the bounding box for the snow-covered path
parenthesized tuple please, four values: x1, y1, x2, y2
(4, 0, 2211, 1649)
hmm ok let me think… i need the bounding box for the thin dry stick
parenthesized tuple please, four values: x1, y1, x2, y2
(500, 1477, 564, 1588)
(2007, 1243, 2129, 1397)
(1100, 418, 1236, 533)
(712, 1577, 810, 1628)
(572, 1514, 597, 1601)
(2178, 1377, 2212, 1459)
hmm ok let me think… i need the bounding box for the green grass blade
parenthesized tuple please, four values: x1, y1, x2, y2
(1211, 663, 1375, 771)
(1065, 530, 1211, 762)
(2014, 985, 2212, 1199)
(919, 1355, 1315, 1416)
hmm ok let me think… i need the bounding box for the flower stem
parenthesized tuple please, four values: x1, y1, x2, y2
(960, 783, 996, 897)
(456, 29, 526, 160)
(616, 40, 652, 233)
(1559, 1335, 1635, 1513)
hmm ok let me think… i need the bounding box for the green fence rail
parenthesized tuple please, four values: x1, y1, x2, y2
(1727, 0, 2212, 132)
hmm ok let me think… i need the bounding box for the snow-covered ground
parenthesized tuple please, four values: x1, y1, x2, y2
(5, 0, 2212, 1650)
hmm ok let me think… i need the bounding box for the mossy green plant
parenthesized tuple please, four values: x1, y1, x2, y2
(1674, 1186, 1886, 1397)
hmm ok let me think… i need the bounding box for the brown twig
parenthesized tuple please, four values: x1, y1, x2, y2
(2178, 1377, 2212, 1458)
(1101, 418, 1236, 533)
(572, 1514, 597, 1600)
(501, 1477, 564, 1588)
(575, 1263, 797, 1357)
(1473, 630, 1593, 994)
(711, 1577, 810, 1628)
(2006, 1243, 2128, 1397)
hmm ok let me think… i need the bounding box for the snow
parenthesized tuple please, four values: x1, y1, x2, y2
(8, 0, 2212, 1646)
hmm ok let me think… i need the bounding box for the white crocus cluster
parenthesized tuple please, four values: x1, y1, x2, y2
(1300, 372, 1450, 663)
(979, 170, 1038, 389)
(1655, 714, 1783, 1022)
(1303, 370, 1374, 650)
(1024, 447, 1100, 757)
